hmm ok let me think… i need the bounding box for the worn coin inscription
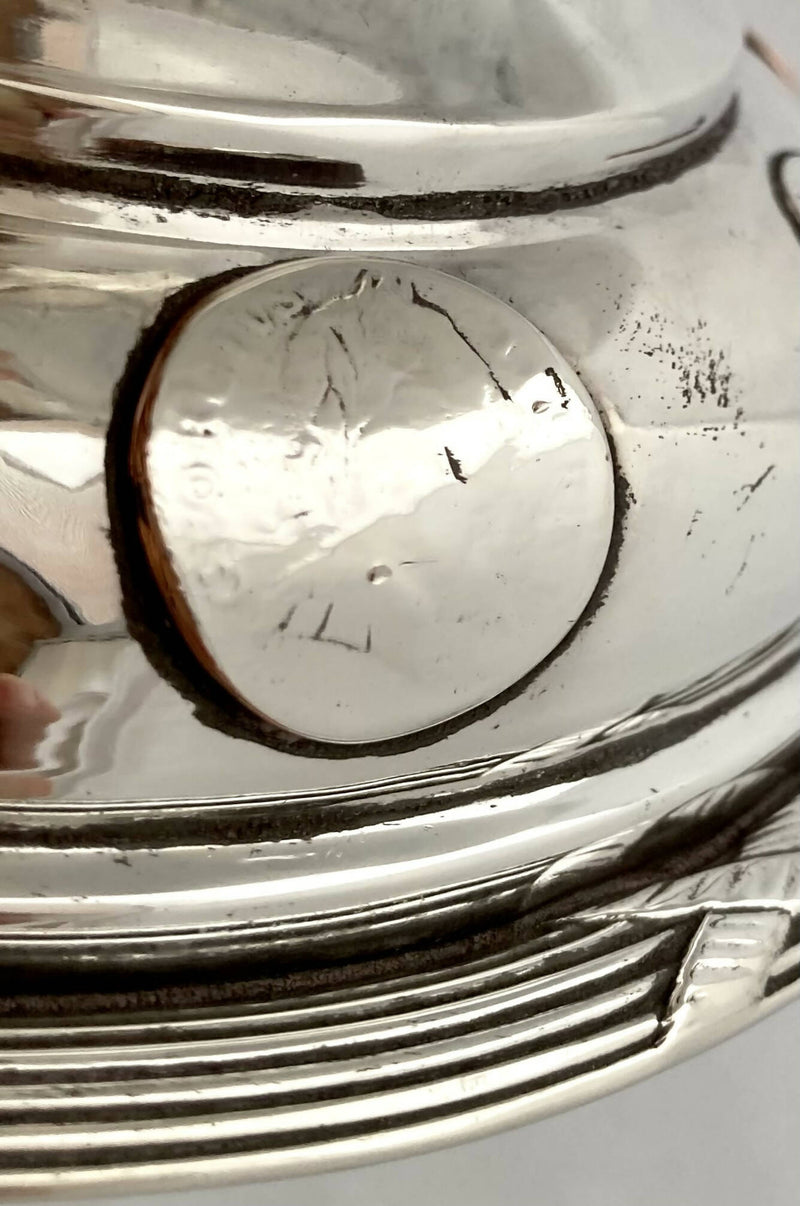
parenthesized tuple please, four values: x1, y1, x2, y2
(135, 258, 614, 745)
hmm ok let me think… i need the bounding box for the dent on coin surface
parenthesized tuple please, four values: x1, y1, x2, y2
(134, 258, 614, 744)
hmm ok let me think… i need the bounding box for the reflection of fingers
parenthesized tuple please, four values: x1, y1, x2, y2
(0, 674, 60, 769)
(0, 772, 53, 800)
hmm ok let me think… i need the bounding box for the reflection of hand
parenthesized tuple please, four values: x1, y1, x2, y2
(0, 674, 59, 799)
(1, 563, 60, 675)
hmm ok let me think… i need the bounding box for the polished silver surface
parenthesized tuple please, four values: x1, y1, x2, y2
(0, 0, 798, 1194)
(0, 0, 740, 208)
(139, 258, 612, 744)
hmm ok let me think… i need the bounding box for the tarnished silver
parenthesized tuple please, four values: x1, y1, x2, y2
(0, 0, 798, 1195)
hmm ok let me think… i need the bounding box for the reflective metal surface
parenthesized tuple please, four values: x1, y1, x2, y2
(132, 258, 613, 746)
(0, 0, 740, 205)
(0, 0, 798, 1194)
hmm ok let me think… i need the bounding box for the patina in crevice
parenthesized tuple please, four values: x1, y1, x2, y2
(0, 98, 738, 224)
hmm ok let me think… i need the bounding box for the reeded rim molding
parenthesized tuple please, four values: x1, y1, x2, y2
(0, 785, 796, 1194)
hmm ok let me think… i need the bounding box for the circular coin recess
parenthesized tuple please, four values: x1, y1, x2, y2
(130, 258, 615, 746)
